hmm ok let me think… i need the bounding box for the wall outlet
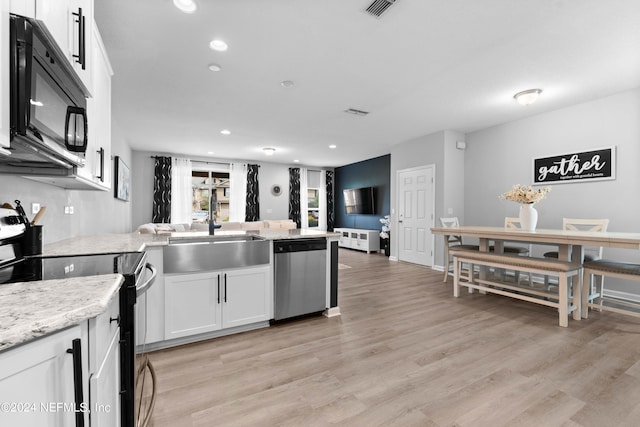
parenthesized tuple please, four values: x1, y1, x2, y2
(447, 207, 454, 215)
(31, 203, 41, 214)
(69, 206, 74, 215)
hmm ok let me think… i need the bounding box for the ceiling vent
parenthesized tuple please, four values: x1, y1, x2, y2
(344, 108, 370, 116)
(365, 0, 397, 18)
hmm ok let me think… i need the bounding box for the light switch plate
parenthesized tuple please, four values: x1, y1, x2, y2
(31, 203, 41, 214)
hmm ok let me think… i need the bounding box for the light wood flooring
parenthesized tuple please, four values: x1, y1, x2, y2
(142, 249, 640, 426)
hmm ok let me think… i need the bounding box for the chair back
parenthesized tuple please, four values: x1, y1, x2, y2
(562, 218, 609, 259)
(504, 217, 532, 254)
(504, 217, 522, 230)
(440, 217, 463, 246)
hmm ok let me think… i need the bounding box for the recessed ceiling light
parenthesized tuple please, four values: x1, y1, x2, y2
(280, 80, 295, 88)
(209, 39, 228, 52)
(173, 0, 197, 13)
(329, 144, 337, 149)
(293, 159, 300, 163)
(220, 129, 231, 135)
(263, 148, 276, 156)
(514, 89, 542, 106)
(207, 151, 215, 155)
(208, 64, 222, 72)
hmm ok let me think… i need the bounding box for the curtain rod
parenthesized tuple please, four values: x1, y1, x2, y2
(149, 156, 259, 167)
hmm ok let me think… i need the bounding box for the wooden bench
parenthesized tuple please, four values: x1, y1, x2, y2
(583, 259, 640, 318)
(450, 249, 582, 327)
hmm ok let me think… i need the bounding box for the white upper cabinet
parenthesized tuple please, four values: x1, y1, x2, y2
(0, 2, 10, 152)
(80, 22, 112, 189)
(12, 0, 94, 94)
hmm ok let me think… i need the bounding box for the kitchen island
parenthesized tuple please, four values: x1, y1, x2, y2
(2, 228, 339, 353)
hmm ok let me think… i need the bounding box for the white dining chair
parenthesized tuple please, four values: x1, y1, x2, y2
(440, 217, 479, 282)
(503, 217, 533, 284)
(544, 218, 609, 292)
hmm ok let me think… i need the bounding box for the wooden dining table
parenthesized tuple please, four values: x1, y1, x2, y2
(431, 225, 640, 318)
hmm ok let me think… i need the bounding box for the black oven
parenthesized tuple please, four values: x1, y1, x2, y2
(0, 209, 155, 427)
(9, 14, 88, 167)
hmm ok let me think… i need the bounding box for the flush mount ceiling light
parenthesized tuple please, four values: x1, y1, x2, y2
(329, 144, 337, 149)
(209, 39, 228, 52)
(220, 129, 231, 135)
(280, 80, 295, 88)
(173, 0, 197, 13)
(514, 89, 542, 106)
(263, 147, 276, 156)
(208, 64, 222, 72)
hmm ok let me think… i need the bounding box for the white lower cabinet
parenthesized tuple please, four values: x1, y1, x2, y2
(87, 295, 120, 427)
(164, 272, 222, 339)
(88, 331, 120, 427)
(335, 228, 380, 253)
(164, 265, 271, 340)
(0, 325, 89, 427)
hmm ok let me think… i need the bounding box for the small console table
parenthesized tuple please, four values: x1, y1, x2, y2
(334, 228, 380, 254)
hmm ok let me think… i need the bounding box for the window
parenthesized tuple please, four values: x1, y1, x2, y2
(191, 169, 230, 223)
(306, 170, 321, 228)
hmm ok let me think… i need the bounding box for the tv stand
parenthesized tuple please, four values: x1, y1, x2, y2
(334, 228, 380, 253)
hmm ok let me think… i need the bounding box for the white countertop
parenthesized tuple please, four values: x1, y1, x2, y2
(0, 274, 123, 352)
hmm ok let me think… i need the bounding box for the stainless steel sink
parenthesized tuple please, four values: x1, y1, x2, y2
(163, 236, 270, 273)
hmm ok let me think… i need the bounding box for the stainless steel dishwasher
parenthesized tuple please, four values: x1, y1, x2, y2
(274, 238, 327, 320)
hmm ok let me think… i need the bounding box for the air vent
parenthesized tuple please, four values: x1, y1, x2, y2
(344, 108, 370, 116)
(365, 0, 397, 18)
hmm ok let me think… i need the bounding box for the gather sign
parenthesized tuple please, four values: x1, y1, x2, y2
(533, 147, 616, 185)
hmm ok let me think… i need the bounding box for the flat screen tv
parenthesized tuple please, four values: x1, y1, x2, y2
(343, 186, 375, 215)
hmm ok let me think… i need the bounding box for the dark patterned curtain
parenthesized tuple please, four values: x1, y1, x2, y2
(152, 156, 171, 223)
(288, 168, 301, 228)
(245, 164, 260, 221)
(326, 170, 334, 231)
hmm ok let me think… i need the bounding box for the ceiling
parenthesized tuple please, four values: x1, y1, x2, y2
(94, 0, 640, 168)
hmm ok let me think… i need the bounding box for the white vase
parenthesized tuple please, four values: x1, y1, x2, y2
(519, 204, 538, 231)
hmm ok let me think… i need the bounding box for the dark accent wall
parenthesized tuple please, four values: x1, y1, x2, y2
(335, 154, 390, 230)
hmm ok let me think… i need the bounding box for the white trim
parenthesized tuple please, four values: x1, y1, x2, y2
(605, 289, 640, 304)
(323, 307, 341, 317)
(389, 256, 398, 262)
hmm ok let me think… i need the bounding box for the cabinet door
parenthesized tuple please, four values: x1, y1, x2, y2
(34, 0, 93, 92)
(165, 272, 222, 339)
(0, 326, 88, 427)
(89, 331, 120, 427)
(80, 22, 111, 187)
(0, 2, 10, 152)
(223, 266, 271, 329)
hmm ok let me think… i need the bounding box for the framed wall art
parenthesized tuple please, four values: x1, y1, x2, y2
(114, 156, 131, 201)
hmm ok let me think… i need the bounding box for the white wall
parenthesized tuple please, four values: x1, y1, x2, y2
(131, 150, 319, 227)
(390, 131, 445, 263)
(0, 126, 133, 244)
(464, 88, 640, 294)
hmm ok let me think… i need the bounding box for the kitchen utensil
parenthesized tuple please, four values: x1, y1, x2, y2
(14, 200, 30, 227)
(31, 206, 47, 225)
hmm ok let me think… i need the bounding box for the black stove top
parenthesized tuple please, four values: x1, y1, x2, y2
(0, 252, 145, 285)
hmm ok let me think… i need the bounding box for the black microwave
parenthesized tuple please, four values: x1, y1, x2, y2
(10, 14, 88, 156)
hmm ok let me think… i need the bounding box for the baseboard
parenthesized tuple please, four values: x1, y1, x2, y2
(389, 256, 398, 262)
(323, 306, 341, 317)
(432, 265, 445, 272)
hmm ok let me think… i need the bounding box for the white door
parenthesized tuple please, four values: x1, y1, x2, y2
(397, 166, 435, 266)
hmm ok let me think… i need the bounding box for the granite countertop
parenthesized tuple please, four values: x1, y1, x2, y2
(42, 229, 339, 256)
(0, 274, 123, 352)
